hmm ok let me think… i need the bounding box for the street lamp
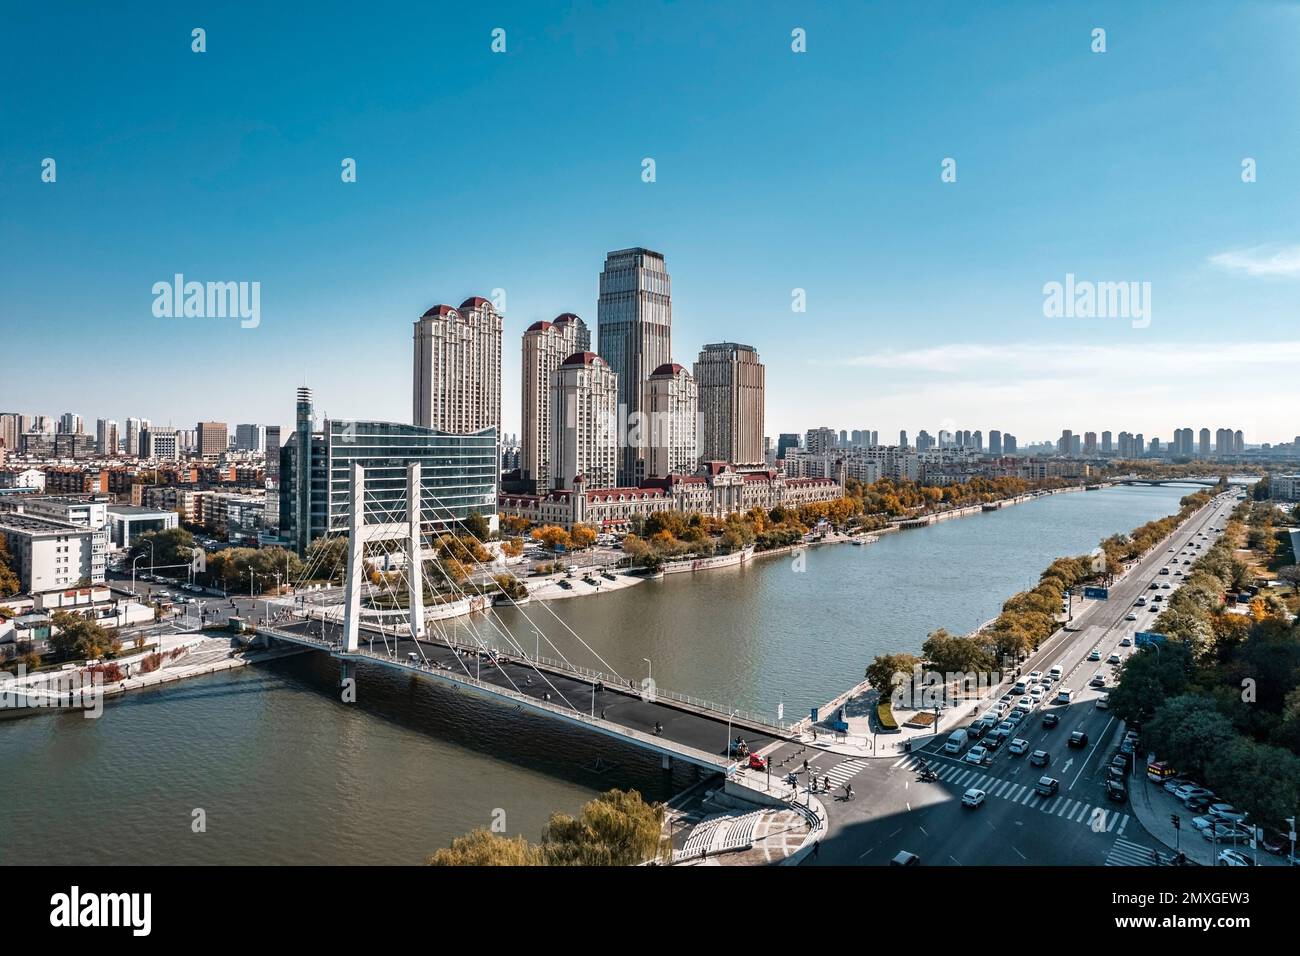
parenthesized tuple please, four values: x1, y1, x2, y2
(642, 657, 652, 690)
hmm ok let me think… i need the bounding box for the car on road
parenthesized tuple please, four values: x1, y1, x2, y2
(1068, 730, 1089, 748)
(1148, 605, 1158, 613)
(890, 851, 920, 866)
(1161, 583, 1171, 589)
(1035, 776, 1059, 797)
(1159, 567, 1170, 575)
(983, 731, 1004, 751)
(748, 754, 767, 770)
(1173, 783, 1215, 803)
(968, 719, 989, 739)
(964, 745, 987, 765)
(1216, 849, 1255, 867)
(1055, 687, 1073, 704)
(1029, 688, 1044, 704)
(1185, 794, 1214, 813)
(1125, 613, 1138, 621)
(1209, 803, 1247, 823)
(1089, 673, 1106, 688)
(1095, 693, 1109, 710)
(1119, 636, 1132, 647)
(1017, 695, 1033, 709)
(1148, 583, 1160, 590)
(1041, 712, 1060, 729)
(1105, 780, 1127, 803)
(997, 720, 1017, 736)
(962, 787, 986, 808)
(1162, 776, 1191, 795)
(1027, 670, 1043, 683)
(1030, 749, 1050, 767)
(1010, 707, 1029, 722)
(1107, 653, 1122, 664)
(1008, 738, 1030, 756)
(1087, 649, 1102, 661)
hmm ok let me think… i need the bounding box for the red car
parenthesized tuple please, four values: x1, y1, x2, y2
(748, 753, 767, 770)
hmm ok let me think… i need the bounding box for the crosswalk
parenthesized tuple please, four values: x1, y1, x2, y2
(893, 754, 1130, 835)
(823, 759, 868, 788)
(1106, 838, 1162, 866)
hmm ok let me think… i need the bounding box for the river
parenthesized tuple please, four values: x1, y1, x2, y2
(0, 483, 1194, 864)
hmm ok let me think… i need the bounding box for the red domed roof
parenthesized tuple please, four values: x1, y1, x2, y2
(650, 362, 685, 377)
(554, 312, 582, 324)
(525, 320, 554, 333)
(460, 296, 493, 310)
(421, 304, 459, 319)
(561, 351, 605, 367)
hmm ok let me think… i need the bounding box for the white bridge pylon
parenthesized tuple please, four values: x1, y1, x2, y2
(341, 462, 424, 653)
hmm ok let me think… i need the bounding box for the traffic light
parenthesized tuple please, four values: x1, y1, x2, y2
(1171, 814, 1180, 830)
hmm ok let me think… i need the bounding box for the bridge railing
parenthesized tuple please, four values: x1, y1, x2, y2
(257, 625, 732, 770)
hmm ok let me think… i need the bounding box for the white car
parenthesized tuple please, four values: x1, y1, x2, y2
(1008, 738, 1030, 756)
(1027, 670, 1043, 683)
(1017, 695, 1033, 709)
(1125, 613, 1138, 621)
(1217, 849, 1254, 867)
(1107, 653, 1122, 665)
(962, 787, 986, 808)
(964, 746, 987, 765)
(1119, 636, 1132, 647)
(1029, 689, 1044, 704)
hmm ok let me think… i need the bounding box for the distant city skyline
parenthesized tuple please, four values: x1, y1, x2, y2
(4, 3, 1299, 440)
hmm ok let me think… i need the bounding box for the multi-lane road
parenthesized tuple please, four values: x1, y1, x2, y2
(777, 489, 1240, 866)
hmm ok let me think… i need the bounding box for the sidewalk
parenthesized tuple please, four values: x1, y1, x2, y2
(1129, 759, 1291, 867)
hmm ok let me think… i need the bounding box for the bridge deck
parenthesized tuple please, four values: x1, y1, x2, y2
(258, 618, 784, 774)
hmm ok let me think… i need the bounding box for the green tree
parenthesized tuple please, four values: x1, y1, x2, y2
(540, 789, 667, 865)
(0, 536, 22, 596)
(1143, 694, 1237, 780)
(425, 829, 542, 866)
(48, 612, 121, 661)
(865, 653, 921, 699)
(460, 511, 491, 542)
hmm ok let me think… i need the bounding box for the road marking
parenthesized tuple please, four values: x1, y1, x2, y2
(918, 826, 929, 836)
(1012, 846, 1027, 860)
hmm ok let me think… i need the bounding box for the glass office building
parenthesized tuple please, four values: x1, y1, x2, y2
(280, 399, 497, 555)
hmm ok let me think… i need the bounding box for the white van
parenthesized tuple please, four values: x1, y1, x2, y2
(943, 729, 969, 754)
(1049, 664, 1064, 680)
(1056, 687, 1073, 704)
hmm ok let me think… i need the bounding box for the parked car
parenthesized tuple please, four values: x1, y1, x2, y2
(1217, 849, 1255, 867)
(1105, 780, 1127, 803)
(1209, 803, 1247, 823)
(1173, 783, 1214, 803)
(1162, 776, 1192, 795)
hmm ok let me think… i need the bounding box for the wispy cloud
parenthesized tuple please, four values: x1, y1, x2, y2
(833, 341, 1300, 374)
(1207, 244, 1300, 278)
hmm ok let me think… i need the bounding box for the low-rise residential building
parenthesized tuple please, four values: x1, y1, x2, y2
(0, 513, 102, 594)
(1271, 474, 1300, 502)
(106, 505, 179, 549)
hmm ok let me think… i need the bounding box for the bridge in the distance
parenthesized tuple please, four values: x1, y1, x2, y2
(1116, 474, 1244, 487)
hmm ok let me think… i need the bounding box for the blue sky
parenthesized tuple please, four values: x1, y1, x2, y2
(3, 1, 1298, 444)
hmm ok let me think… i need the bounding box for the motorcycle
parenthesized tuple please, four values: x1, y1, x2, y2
(919, 768, 939, 782)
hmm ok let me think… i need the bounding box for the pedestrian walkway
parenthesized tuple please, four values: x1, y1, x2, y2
(823, 758, 868, 789)
(896, 754, 1131, 836)
(1106, 838, 1162, 866)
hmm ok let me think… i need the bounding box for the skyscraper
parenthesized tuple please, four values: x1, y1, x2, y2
(899, 430, 909, 448)
(95, 419, 119, 456)
(988, 430, 1002, 457)
(235, 424, 266, 453)
(552, 352, 619, 491)
(521, 313, 591, 490)
(59, 412, 83, 435)
(1101, 431, 1113, 455)
(196, 421, 228, 458)
(647, 362, 699, 478)
(596, 248, 672, 485)
(412, 297, 503, 437)
(695, 342, 765, 466)
(1198, 428, 1211, 457)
